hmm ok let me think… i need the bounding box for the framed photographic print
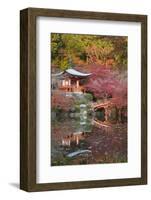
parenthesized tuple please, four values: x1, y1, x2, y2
(20, 8, 147, 191)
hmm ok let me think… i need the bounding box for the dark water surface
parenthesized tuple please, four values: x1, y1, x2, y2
(51, 114, 127, 166)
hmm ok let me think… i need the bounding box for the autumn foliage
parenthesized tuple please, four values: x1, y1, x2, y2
(51, 33, 127, 110)
(51, 33, 127, 71)
(76, 65, 127, 107)
(52, 91, 75, 111)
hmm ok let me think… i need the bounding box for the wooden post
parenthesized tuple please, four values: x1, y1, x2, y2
(69, 79, 71, 86)
(62, 80, 65, 86)
(69, 79, 71, 92)
(76, 80, 79, 88)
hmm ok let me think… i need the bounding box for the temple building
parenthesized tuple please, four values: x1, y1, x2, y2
(52, 68, 91, 94)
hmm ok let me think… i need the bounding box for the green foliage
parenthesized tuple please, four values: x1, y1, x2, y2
(75, 95, 91, 106)
(51, 33, 127, 71)
(60, 59, 69, 70)
(84, 93, 93, 102)
(52, 157, 73, 166)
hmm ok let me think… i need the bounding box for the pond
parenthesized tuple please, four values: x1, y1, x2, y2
(51, 111, 127, 166)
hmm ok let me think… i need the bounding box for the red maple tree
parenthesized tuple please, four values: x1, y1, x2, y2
(82, 65, 127, 106)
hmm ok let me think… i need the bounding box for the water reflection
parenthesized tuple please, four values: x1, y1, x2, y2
(51, 112, 127, 166)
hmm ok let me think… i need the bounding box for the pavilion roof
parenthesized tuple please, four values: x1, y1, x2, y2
(52, 68, 92, 77)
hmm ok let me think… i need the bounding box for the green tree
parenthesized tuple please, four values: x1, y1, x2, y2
(51, 33, 127, 71)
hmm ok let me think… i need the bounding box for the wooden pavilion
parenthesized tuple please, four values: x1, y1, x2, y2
(52, 68, 91, 93)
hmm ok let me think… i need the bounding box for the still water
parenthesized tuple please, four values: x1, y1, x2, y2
(51, 113, 127, 166)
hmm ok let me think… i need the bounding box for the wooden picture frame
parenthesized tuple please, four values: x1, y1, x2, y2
(20, 7, 147, 192)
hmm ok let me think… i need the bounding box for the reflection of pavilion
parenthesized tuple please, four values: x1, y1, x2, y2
(52, 68, 91, 93)
(62, 132, 86, 147)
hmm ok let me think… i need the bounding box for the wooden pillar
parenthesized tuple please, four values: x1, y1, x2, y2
(76, 136, 79, 145)
(68, 79, 70, 91)
(76, 80, 79, 88)
(62, 80, 65, 86)
(69, 79, 71, 86)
